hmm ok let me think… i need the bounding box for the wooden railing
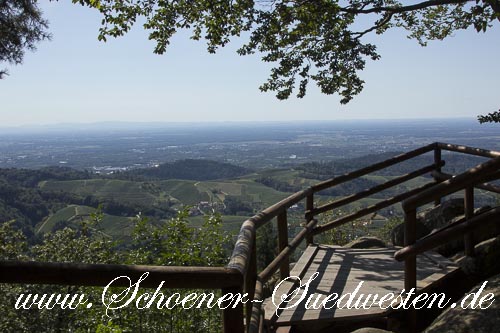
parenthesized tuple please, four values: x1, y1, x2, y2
(233, 142, 500, 333)
(1, 142, 499, 333)
(393, 144, 500, 332)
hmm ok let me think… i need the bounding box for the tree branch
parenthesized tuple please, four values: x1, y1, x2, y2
(341, 0, 471, 14)
(352, 13, 394, 39)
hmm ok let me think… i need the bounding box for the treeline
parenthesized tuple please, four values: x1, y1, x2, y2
(0, 166, 91, 187)
(223, 196, 254, 215)
(0, 167, 92, 239)
(0, 167, 175, 242)
(118, 159, 251, 181)
(255, 176, 301, 193)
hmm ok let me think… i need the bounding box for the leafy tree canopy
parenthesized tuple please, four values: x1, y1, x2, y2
(478, 109, 500, 123)
(75, 0, 499, 105)
(0, 0, 50, 78)
(2, 1, 499, 120)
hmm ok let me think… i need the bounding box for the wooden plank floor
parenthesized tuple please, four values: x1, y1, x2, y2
(264, 244, 458, 327)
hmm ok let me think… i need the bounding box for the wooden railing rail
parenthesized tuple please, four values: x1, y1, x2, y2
(400, 155, 500, 332)
(226, 187, 313, 332)
(394, 207, 500, 261)
(0, 261, 246, 332)
(311, 143, 436, 193)
(227, 188, 313, 276)
(245, 218, 317, 332)
(239, 143, 441, 331)
(0, 261, 241, 289)
(247, 280, 264, 333)
(432, 170, 500, 194)
(437, 142, 500, 158)
(312, 182, 438, 235)
(308, 162, 444, 218)
(402, 156, 500, 211)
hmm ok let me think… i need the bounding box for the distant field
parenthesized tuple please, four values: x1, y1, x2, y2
(161, 179, 290, 208)
(234, 180, 287, 206)
(36, 170, 493, 241)
(39, 179, 162, 206)
(37, 176, 292, 237)
(37, 205, 136, 239)
(158, 180, 209, 205)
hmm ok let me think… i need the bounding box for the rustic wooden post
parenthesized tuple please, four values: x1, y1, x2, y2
(464, 187, 475, 257)
(277, 211, 290, 279)
(306, 194, 314, 245)
(433, 146, 442, 206)
(222, 286, 245, 333)
(245, 232, 257, 328)
(404, 209, 417, 333)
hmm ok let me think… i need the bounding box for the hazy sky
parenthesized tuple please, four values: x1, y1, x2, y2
(1, 2, 499, 126)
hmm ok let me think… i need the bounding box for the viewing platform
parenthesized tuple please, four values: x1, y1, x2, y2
(264, 245, 458, 331)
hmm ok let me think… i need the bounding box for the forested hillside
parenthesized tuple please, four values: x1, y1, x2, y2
(1, 153, 496, 243)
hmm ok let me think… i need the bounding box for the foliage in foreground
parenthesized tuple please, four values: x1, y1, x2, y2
(0, 1, 50, 78)
(478, 109, 500, 123)
(0, 208, 231, 332)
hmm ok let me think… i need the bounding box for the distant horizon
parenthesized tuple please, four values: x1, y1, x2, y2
(0, 116, 488, 131)
(1, 116, 498, 171)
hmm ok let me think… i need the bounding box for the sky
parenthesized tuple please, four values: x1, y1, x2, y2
(1, 2, 499, 126)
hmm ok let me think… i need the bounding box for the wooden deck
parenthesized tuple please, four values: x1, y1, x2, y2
(264, 244, 458, 329)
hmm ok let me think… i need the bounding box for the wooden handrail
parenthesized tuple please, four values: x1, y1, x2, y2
(244, 227, 258, 329)
(401, 150, 500, 333)
(309, 162, 444, 218)
(464, 187, 475, 256)
(402, 156, 500, 211)
(312, 181, 438, 235)
(277, 211, 290, 279)
(228, 220, 256, 276)
(311, 143, 436, 192)
(253, 188, 313, 229)
(433, 146, 442, 206)
(0, 261, 241, 289)
(395, 207, 500, 261)
(437, 142, 500, 158)
(227, 188, 313, 276)
(432, 170, 500, 194)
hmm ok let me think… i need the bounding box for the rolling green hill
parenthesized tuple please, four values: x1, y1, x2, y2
(37, 205, 136, 239)
(39, 177, 292, 211)
(4, 155, 497, 243)
(38, 179, 162, 206)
